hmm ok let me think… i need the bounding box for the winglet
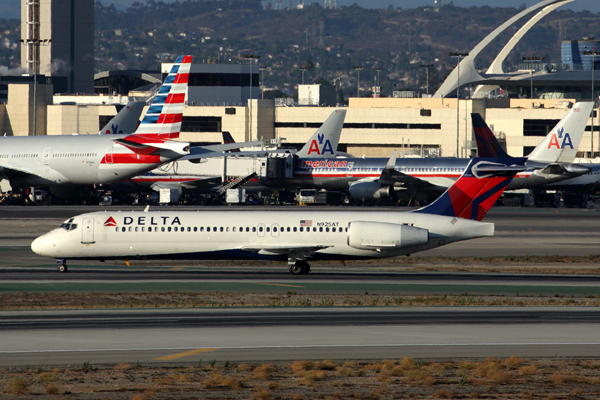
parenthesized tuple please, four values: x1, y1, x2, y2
(296, 109, 346, 158)
(526, 102, 594, 163)
(414, 157, 526, 221)
(472, 113, 509, 158)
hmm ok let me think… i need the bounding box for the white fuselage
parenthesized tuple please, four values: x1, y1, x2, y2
(0, 135, 187, 187)
(31, 210, 494, 263)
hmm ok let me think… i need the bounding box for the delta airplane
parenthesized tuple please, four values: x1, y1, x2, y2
(32, 156, 526, 273)
(262, 103, 593, 202)
(129, 110, 347, 192)
(0, 55, 252, 193)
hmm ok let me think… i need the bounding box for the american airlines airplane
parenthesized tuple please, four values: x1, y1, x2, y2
(262, 103, 593, 202)
(32, 156, 526, 273)
(0, 55, 249, 192)
(129, 110, 348, 193)
(99, 101, 145, 135)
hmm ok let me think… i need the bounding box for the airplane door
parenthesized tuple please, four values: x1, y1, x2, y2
(271, 223, 280, 238)
(257, 223, 265, 237)
(42, 147, 50, 165)
(81, 218, 95, 244)
(105, 147, 113, 164)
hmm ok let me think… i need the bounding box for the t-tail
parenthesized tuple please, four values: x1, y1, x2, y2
(100, 101, 145, 135)
(296, 109, 346, 158)
(414, 157, 526, 221)
(133, 55, 192, 140)
(472, 113, 509, 158)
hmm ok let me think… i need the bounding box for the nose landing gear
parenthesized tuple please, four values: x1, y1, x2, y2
(56, 259, 68, 273)
(288, 260, 310, 275)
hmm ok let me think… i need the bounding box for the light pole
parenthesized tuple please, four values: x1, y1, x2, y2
(20, 38, 51, 136)
(521, 56, 545, 99)
(449, 51, 469, 157)
(583, 49, 599, 157)
(419, 63, 434, 95)
(299, 66, 308, 85)
(352, 65, 363, 98)
(373, 64, 384, 97)
(241, 53, 261, 141)
(259, 64, 267, 100)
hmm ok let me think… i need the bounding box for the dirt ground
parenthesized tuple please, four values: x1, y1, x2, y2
(2, 357, 599, 399)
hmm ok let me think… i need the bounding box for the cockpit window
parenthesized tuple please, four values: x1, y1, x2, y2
(59, 218, 78, 231)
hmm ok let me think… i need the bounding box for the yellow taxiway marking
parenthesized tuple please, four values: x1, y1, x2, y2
(153, 348, 219, 361)
(169, 267, 184, 271)
(256, 283, 305, 288)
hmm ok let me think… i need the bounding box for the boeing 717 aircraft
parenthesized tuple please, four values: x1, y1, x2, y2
(262, 103, 593, 202)
(32, 156, 526, 273)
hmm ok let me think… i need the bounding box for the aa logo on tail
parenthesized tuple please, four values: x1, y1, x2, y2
(307, 132, 334, 155)
(547, 127, 573, 150)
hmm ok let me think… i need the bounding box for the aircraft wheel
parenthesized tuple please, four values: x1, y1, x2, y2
(288, 264, 302, 275)
(299, 261, 311, 274)
(57, 264, 68, 273)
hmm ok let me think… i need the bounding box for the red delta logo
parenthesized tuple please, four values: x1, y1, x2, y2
(104, 217, 117, 226)
(307, 132, 334, 155)
(547, 127, 573, 150)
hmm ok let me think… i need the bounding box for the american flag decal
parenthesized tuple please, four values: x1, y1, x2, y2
(300, 220, 312, 227)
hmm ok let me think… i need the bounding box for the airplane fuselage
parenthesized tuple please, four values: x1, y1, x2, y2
(31, 210, 493, 262)
(0, 134, 185, 187)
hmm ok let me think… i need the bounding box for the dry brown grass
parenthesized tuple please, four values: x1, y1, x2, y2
(250, 389, 272, 399)
(433, 388, 454, 398)
(254, 364, 276, 380)
(44, 383, 59, 395)
(114, 363, 132, 370)
(7, 377, 28, 395)
(505, 356, 524, 369)
(291, 360, 315, 372)
(38, 372, 59, 382)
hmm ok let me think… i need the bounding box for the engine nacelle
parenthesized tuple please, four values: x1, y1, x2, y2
(347, 221, 429, 251)
(349, 181, 395, 202)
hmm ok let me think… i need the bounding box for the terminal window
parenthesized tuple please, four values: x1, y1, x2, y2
(523, 119, 561, 136)
(181, 116, 222, 132)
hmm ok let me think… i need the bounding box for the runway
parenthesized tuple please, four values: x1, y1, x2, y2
(0, 307, 599, 366)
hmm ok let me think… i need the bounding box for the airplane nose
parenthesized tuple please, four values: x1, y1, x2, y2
(31, 234, 55, 256)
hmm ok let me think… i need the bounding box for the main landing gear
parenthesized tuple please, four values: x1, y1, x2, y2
(288, 260, 310, 275)
(56, 259, 68, 273)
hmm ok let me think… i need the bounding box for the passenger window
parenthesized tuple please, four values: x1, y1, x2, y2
(187, 227, 191, 232)
(148, 227, 152, 232)
(220, 227, 223, 232)
(174, 227, 178, 232)
(313, 227, 317, 232)
(115, 227, 119, 232)
(161, 227, 165, 232)
(300, 227, 303, 232)
(266, 227, 270, 232)
(258, 227, 263, 232)
(319, 227, 323, 232)
(287, 227, 291, 232)
(325, 227, 329, 232)
(241, 227, 244, 232)
(293, 227, 297, 232)
(273, 227, 277, 232)
(200, 227, 204, 232)
(142, 227, 145, 232)
(194, 227, 197, 232)
(253, 227, 257, 232)
(233, 227, 236, 232)
(122, 227, 126, 232)
(135, 227, 139, 232)
(214, 227, 217, 232)
(332, 227, 336, 232)
(226, 227, 229, 232)
(345, 227, 348, 232)
(168, 227, 172, 232)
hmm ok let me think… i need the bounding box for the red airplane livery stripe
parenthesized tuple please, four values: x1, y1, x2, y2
(100, 154, 163, 164)
(157, 114, 183, 124)
(166, 93, 185, 104)
(173, 73, 189, 84)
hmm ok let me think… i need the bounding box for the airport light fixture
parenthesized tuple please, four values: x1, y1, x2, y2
(419, 63, 434, 95)
(20, 38, 51, 136)
(373, 64, 384, 96)
(449, 51, 469, 157)
(583, 49, 600, 157)
(352, 65, 364, 98)
(259, 64, 268, 100)
(241, 53, 261, 141)
(299, 66, 308, 85)
(521, 56, 545, 100)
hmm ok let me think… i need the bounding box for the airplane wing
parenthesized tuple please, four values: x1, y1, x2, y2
(182, 141, 263, 160)
(369, 150, 448, 189)
(240, 245, 332, 260)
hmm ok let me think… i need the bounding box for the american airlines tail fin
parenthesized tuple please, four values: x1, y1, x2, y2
(296, 109, 346, 158)
(415, 157, 526, 221)
(472, 113, 509, 158)
(100, 101, 145, 135)
(133, 55, 192, 140)
(526, 102, 594, 163)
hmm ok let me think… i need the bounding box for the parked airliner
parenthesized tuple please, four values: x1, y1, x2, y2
(261, 103, 592, 202)
(32, 156, 525, 273)
(0, 55, 251, 192)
